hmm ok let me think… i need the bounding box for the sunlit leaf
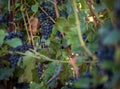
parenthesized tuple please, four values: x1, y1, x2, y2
(5, 37, 22, 48)
(31, 2, 39, 12)
(19, 51, 36, 82)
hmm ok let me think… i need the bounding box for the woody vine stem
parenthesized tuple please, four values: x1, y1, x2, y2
(72, 0, 98, 60)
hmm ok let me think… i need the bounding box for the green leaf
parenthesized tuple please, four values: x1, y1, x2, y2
(31, 3, 39, 12)
(43, 62, 62, 83)
(74, 78, 92, 88)
(115, 47, 120, 60)
(55, 17, 68, 32)
(79, 0, 88, 9)
(101, 61, 118, 71)
(103, 0, 114, 10)
(5, 37, 22, 48)
(94, 2, 107, 12)
(68, 14, 76, 26)
(103, 30, 120, 45)
(19, 51, 36, 82)
(0, 30, 6, 45)
(0, 67, 13, 80)
(32, 69, 39, 83)
(65, 0, 73, 14)
(65, 26, 80, 53)
(30, 82, 46, 89)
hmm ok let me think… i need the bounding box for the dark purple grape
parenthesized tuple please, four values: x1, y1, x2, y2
(83, 71, 92, 78)
(37, 64, 43, 77)
(59, 10, 68, 18)
(9, 54, 20, 68)
(40, 1, 53, 8)
(6, 31, 32, 68)
(82, 34, 87, 40)
(40, 20, 53, 40)
(56, 31, 62, 38)
(96, 0, 100, 4)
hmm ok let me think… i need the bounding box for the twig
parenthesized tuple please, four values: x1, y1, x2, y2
(72, 0, 98, 60)
(20, 5, 31, 43)
(9, 0, 15, 32)
(85, 0, 102, 26)
(53, 0, 59, 18)
(25, 10, 35, 48)
(52, 0, 85, 79)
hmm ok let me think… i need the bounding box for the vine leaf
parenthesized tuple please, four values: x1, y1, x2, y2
(31, 2, 39, 12)
(0, 67, 13, 80)
(0, 30, 6, 45)
(103, 30, 120, 45)
(5, 38, 22, 48)
(19, 51, 36, 82)
(54, 17, 68, 33)
(43, 62, 62, 85)
(30, 82, 46, 89)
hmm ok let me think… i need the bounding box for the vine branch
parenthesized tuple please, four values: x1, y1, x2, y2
(72, 0, 98, 60)
(26, 10, 35, 48)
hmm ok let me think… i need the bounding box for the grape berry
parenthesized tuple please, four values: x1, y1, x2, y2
(5, 31, 32, 68)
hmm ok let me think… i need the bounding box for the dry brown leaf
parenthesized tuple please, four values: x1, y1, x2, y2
(30, 17, 40, 35)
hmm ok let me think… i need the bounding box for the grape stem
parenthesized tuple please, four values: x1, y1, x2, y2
(12, 50, 98, 64)
(20, 5, 31, 43)
(53, 0, 59, 18)
(72, 0, 98, 60)
(26, 10, 35, 48)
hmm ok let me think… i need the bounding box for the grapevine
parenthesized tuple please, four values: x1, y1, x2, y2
(0, 0, 120, 89)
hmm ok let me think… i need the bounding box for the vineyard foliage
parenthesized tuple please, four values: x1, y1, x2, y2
(0, 0, 120, 89)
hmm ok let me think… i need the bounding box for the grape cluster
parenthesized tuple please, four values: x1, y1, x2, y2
(5, 31, 32, 68)
(56, 31, 63, 38)
(5, 31, 25, 43)
(40, 20, 54, 40)
(37, 64, 43, 77)
(39, 1, 68, 40)
(82, 34, 87, 40)
(39, 2, 55, 40)
(0, 13, 9, 26)
(97, 37, 115, 62)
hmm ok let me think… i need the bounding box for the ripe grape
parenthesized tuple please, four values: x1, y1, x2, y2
(96, 0, 100, 4)
(39, 1, 56, 40)
(5, 31, 32, 68)
(97, 37, 115, 61)
(37, 64, 43, 77)
(82, 34, 87, 40)
(40, 20, 53, 40)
